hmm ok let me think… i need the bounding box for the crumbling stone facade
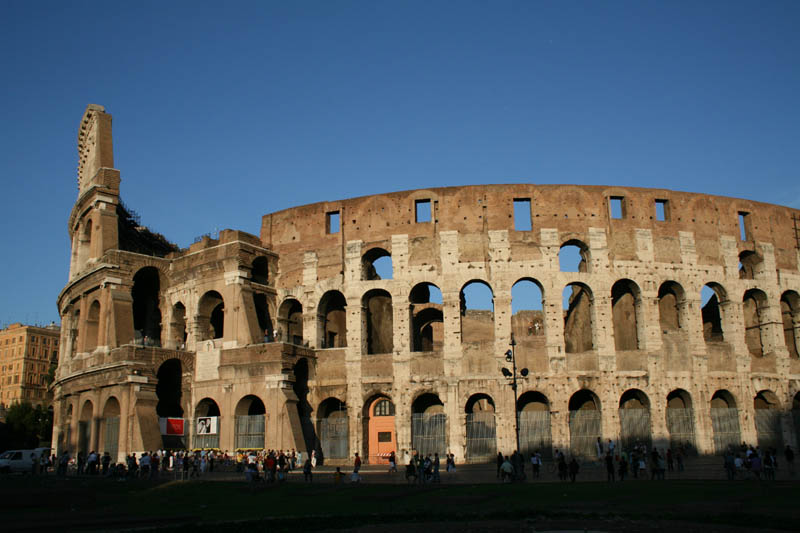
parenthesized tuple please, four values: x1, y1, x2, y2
(52, 105, 800, 463)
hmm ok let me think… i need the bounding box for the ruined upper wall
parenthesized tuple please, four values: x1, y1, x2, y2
(261, 184, 800, 285)
(76, 104, 115, 196)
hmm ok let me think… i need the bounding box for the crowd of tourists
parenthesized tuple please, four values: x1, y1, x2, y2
(722, 443, 794, 480)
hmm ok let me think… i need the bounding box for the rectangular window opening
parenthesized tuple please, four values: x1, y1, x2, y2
(513, 198, 532, 231)
(610, 196, 624, 219)
(326, 211, 340, 234)
(377, 431, 392, 442)
(415, 199, 431, 223)
(655, 199, 668, 221)
(738, 211, 749, 241)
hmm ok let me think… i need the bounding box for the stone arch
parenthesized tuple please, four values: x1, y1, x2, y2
(169, 301, 187, 348)
(559, 239, 590, 273)
(743, 288, 769, 357)
(511, 278, 545, 340)
(612, 279, 641, 351)
(460, 280, 494, 346)
(702, 282, 728, 342)
(155, 358, 184, 418)
(411, 392, 447, 457)
(754, 390, 784, 451)
(251, 256, 269, 285)
(666, 389, 696, 453)
(568, 389, 602, 458)
(84, 299, 101, 352)
(658, 281, 685, 332)
(362, 289, 393, 354)
(782, 291, 800, 358)
(517, 391, 552, 458)
(464, 393, 496, 462)
(409, 282, 443, 352)
(278, 298, 303, 345)
(563, 282, 594, 353)
(252, 293, 274, 342)
(362, 393, 395, 464)
(234, 394, 266, 450)
(132, 266, 162, 345)
(362, 247, 392, 280)
(78, 399, 94, 454)
(99, 396, 120, 458)
(198, 290, 224, 341)
(318, 290, 347, 348)
(317, 397, 348, 462)
(738, 250, 762, 280)
(781, 291, 800, 358)
(194, 397, 220, 449)
(618, 389, 652, 451)
(710, 389, 741, 454)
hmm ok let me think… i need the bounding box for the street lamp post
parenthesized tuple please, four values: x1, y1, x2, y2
(501, 334, 528, 454)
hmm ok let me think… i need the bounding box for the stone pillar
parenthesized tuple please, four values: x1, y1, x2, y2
(118, 383, 132, 462)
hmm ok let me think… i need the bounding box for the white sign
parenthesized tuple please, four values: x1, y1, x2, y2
(196, 416, 218, 435)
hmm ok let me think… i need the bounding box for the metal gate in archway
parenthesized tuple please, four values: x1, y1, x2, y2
(412, 413, 447, 456)
(618, 409, 652, 452)
(78, 421, 89, 454)
(235, 415, 265, 449)
(465, 412, 496, 462)
(569, 410, 601, 458)
(103, 417, 119, 459)
(755, 410, 784, 451)
(319, 416, 349, 460)
(519, 410, 552, 459)
(711, 408, 741, 454)
(666, 408, 696, 453)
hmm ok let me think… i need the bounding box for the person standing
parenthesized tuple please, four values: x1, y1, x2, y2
(303, 457, 313, 482)
(496, 451, 503, 479)
(388, 451, 397, 473)
(568, 457, 580, 482)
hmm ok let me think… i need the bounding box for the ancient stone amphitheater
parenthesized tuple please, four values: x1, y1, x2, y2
(52, 105, 800, 463)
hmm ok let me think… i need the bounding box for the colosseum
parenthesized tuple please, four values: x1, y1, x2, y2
(51, 104, 800, 464)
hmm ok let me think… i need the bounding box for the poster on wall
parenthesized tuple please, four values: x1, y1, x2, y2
(158, 418, 185, 436)
(196, 416, 218, 435)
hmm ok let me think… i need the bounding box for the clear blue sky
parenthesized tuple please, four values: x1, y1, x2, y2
(1, 1, 798, 327)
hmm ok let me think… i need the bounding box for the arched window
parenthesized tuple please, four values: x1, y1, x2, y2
(251, 256, 269, 285)
(85, 300, 101, 351)
(318, 291, 347, 348)
(410, 283, 443, 352)
(738, 251, 762, 280)
(611, 279, 641, 351)
(781, 291, 800, 358)
(701, 283, 727, 342)
(132, 267, 162, 345)
(658, 281, 685, 332)
(559, 240, 589, 273)
(374, 399, 395, 416)
(563, 283, 593, 353)
(278, 298, 303, 345)
(198, 291, 224, 340)
(363, 289, 393, 354)
(511, 278, 544, 339)
(743, 289, 768, 357)
(460, 281, 494, 345)
(362, 248, 393, 280)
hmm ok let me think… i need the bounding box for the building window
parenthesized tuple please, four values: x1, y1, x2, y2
(513, 198, 532, 231)
(610, 196, 625, 219)
(415, 199, 431, 223)
(374, 399, 395, 416)
(377, 431, 392, 442)
(738, 211, 750, 241)
(655, 199, 669, 221)
(326, 211, 340, 234)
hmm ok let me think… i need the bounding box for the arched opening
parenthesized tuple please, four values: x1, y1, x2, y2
(618, 389, 651, 452)
(234, 395, 266, 449)
(793, 392, 800, 450)
(511, 278, 544, 340)
(278, 298, 303, 345)
(170, 302, 187, 349)
(559, 240, 589, 273)
(743, 289, 769, 357)
(568, 389, 601, 458)
(738, 251, 762, 280)
(465, 394, 496, 462)
(132, 267, 162, 346)
(363, 395, 396, 465)
(318, 291, 347, 348)
(78, 400, 93, 455)
(156, 359, 183, 417)
(253, 294, 274, 342)
(362, 248, 393, 280)
(658, 281, 685, 332)
(612, 279, 641, 351)
(563, 283, 594, 353)
(363, 289, 393, 354)
(517, 391, 551, 459)
(411, 393, 446, 456)
(460, 280, 494, 345)
(781, 291, 800, 358)
(710, 390, 741, 454)
(754, 390, 783, 451)
(251, 256, 269, 285)
(62, 404, 74, 454)
(702, 283, 727, 342)
(318, 398, 348, 462)
(100, 397, 120, 460)
(84, 300, 101, 352)
(666, 389, 696, 454)
(409, 282, 443, 352)
(198, 291, 224, 341)
(194, 398, 220, 449)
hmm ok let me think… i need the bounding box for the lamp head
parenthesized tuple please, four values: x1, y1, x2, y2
(505, 349, 513, 362)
